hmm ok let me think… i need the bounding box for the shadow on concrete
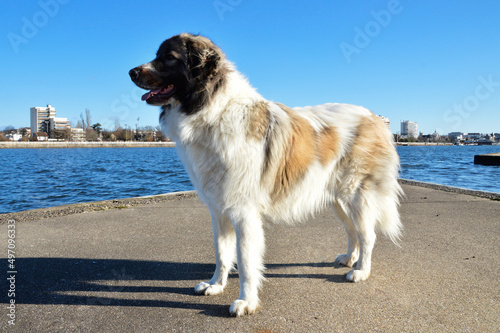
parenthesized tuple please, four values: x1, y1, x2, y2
(2, 258, 346, 317)
(266, 262, 348, 283)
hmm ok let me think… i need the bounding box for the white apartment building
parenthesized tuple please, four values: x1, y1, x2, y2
(30, 104, 56, 135)
(30, 104, 71, 139)
(401, 120, 418, 139)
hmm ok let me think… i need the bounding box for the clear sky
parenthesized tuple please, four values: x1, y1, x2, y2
(1, 0, 499, 135)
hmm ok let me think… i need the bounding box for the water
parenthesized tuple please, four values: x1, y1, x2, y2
(0, 148, 192, 214)
(397, 145, 499, 193)
(0, 146, 498, 214)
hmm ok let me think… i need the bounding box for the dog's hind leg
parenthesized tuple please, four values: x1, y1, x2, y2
(229, 208, 265, 317)
(345, 193, 377, 282)
(195, 208, 236, 296)
(332, 201, 359, 268)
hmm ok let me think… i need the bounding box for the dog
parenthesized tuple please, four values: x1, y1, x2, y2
(129, 33, 403, 317)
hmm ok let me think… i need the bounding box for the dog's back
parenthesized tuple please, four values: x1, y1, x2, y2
(257, 103, 402, 239)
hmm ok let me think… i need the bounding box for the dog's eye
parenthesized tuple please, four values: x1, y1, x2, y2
(165, 54, 176, 61)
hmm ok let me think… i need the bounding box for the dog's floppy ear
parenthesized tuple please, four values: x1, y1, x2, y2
(181, 34, 228, 114)
(185, 35, 223, 81)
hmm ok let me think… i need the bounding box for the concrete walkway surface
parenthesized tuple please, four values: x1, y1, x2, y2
(1, 184, 499, 332)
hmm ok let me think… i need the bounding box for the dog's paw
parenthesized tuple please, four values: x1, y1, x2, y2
(346, 269, 370, 282)
(194, 282, 225, 296)
(229, 299, 260, 317)
(334, 254, 358, 268)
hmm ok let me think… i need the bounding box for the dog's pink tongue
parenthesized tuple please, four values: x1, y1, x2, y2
(142, 88, 161, 101)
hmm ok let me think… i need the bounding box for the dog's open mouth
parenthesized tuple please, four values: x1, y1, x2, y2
(141, 84, 175, 103)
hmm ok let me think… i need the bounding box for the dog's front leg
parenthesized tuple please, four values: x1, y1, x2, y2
(195, 209, 236, 296)
(229, 209, 265, 317)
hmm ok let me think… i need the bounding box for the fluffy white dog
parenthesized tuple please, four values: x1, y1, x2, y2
(130, 33, 403, 317)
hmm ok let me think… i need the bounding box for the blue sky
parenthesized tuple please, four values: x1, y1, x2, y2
(1, 0, 499, 135)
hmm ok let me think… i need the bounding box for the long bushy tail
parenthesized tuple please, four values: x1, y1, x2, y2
(377, 181, 404, 245)
(376, 125, 404, 245)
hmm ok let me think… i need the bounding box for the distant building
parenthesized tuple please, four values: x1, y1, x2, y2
(71, 128, 86, 141)
(21, 127, 31, 137)
(30, 105, 56, 135)
(378, 115, 391, 130)
(466, 133, 482, 140)
(33, 132, 48, 141)
(400, 120, 418, 139)
(6, 133, 22, 141)
(50, 117, 71, 132)
(448, 132, 464, 142)
(30, 104, 78, 141)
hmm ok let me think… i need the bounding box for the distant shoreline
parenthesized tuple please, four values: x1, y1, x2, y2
(396, 142, 498, 146)
(1, 141, 496, 149)
(395, 142, 453, 146)
(0, 141, 175, 149)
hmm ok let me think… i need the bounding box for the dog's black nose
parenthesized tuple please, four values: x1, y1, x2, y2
(129, 67, 140, 81)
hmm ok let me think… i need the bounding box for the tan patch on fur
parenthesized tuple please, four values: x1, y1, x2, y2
(317, 126, 339, 165)
(247, 101, 270, 140)
(271, 103, 316, 200)
(348, 114, 394, 184)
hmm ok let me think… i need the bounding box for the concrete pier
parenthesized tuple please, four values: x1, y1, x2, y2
(474, 153, 500, 165)
(1, 183, 498, 332)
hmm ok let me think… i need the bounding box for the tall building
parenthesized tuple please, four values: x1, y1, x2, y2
(30, 104, 56, 135)
(30, 105, 70, 139)
(401, 120, 418, 139)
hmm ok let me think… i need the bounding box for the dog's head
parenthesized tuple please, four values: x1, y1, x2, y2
(129, 33, 227, 115)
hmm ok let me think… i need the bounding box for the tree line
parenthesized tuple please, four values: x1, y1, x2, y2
(0, 109, 169, 142)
